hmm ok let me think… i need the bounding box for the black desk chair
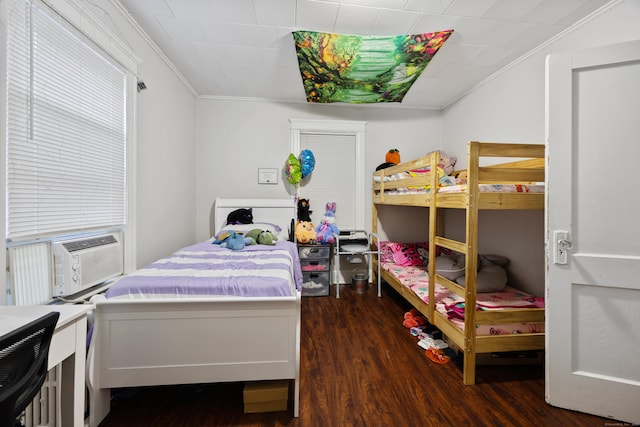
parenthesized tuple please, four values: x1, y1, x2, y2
(0, 311, 60, 427)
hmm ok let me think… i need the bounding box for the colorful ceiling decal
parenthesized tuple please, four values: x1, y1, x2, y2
(293, 30, 453, 104)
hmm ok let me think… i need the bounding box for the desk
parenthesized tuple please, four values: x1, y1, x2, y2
(0, 304, 92, 427)
(334, 230, 380, 298)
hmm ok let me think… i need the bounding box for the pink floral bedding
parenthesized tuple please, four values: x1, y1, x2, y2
(375, 165, 544, 196)
(382, 262, 545, 336)
(382, 183, 544, 196)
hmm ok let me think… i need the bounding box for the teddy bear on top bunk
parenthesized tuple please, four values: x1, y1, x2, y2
(315, 202, 340, 245)
(428, 150, 457, 176)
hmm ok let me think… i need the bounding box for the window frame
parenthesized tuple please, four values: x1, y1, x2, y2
(1, 0, 141, 304)
(289, 119, 366, 231)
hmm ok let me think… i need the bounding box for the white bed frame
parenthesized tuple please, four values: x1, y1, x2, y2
(86, 198, 301, 426)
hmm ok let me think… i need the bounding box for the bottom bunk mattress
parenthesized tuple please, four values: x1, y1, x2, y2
(106, 240, 303, 299)
(383, 263, 544, 336)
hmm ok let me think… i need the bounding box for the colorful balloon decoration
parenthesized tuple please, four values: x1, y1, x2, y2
(285, 153, 302, 185)
(299, 149, 316, 178)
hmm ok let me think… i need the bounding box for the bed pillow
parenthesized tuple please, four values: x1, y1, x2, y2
(456, 264, 507, 293)
(219, 222, 283, 240)
(480, 254, 509, 267)
(434, 254, 465, 280)
(376, 241, 395, 264)
(389, 242, 429, 266)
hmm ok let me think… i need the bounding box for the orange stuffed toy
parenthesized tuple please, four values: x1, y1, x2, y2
(385, 148, 400, 165)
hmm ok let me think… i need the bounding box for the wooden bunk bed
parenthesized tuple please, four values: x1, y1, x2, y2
(372, 141, 545, 385)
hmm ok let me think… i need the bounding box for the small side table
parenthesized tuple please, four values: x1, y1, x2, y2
(297, 243, 332, 296)
(334, 230, 380, 298)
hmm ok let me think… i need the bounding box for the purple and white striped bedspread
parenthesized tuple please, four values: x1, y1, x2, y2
(106, 240, 303, 299)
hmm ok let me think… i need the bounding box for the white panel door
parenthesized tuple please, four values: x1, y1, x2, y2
(545, 39, 640, 424)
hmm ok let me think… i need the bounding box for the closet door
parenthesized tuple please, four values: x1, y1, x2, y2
(545, 39, 640, 424)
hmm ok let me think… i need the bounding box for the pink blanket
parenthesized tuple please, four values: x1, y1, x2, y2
(382, 262, 544, 336)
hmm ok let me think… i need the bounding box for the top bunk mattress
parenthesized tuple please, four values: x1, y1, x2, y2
(381, 183, 544, 195)
(374, 168, 544, 195)
(106, 240, 303, 300)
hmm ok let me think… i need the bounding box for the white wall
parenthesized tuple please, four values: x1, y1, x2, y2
(0, 2, 7, 305)
(443, 0, 640, 159)
(195, 99, 442, 241)
(440, 0, 640, 295)
(83, 1, 198, 267)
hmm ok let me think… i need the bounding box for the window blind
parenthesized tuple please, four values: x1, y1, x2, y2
(6, 0, 127, 241)
(299, 133, 358, 230)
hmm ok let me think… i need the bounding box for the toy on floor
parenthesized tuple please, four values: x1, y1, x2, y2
(315, 202, 339, 244)
(403, 308, 427, 328)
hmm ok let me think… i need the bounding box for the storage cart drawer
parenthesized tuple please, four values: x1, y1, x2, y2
(300, 259, 330, 272)
(298, 245, 331, 259)
(301, 271, 330, 297)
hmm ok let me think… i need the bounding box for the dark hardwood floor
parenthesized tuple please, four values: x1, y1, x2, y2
(98, 284, 615, 427)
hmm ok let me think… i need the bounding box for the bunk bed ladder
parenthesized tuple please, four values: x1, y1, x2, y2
(428, 142, 481, 385)
(462, 141, 481, 385)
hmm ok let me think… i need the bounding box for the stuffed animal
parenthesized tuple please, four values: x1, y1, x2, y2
(427, 151, 457, 175)
(386, 149, 401, 164)
(439, 151, 457, 175)
(245, 228, 278, 245)
(297, 198, 312, 222)
(375, 162, 396, 171)
(454, 170, 467, 184)
(315, 202, 340, 244)
(295, 221, 316, 244)
(226, 208, 253, 225)
(212, 231, 251, 250)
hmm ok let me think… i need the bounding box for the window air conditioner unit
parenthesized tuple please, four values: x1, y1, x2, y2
(52, 234, 124, 297)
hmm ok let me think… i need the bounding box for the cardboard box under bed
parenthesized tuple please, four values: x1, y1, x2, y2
(243, 380, 290, 413)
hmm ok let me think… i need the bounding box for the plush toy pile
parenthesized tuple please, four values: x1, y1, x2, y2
(213, 228, 278, 250)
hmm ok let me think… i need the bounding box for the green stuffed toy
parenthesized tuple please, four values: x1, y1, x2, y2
(245, 228, 278, 246)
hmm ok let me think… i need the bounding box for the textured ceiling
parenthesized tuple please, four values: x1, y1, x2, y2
(118, 0, 612, 109)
